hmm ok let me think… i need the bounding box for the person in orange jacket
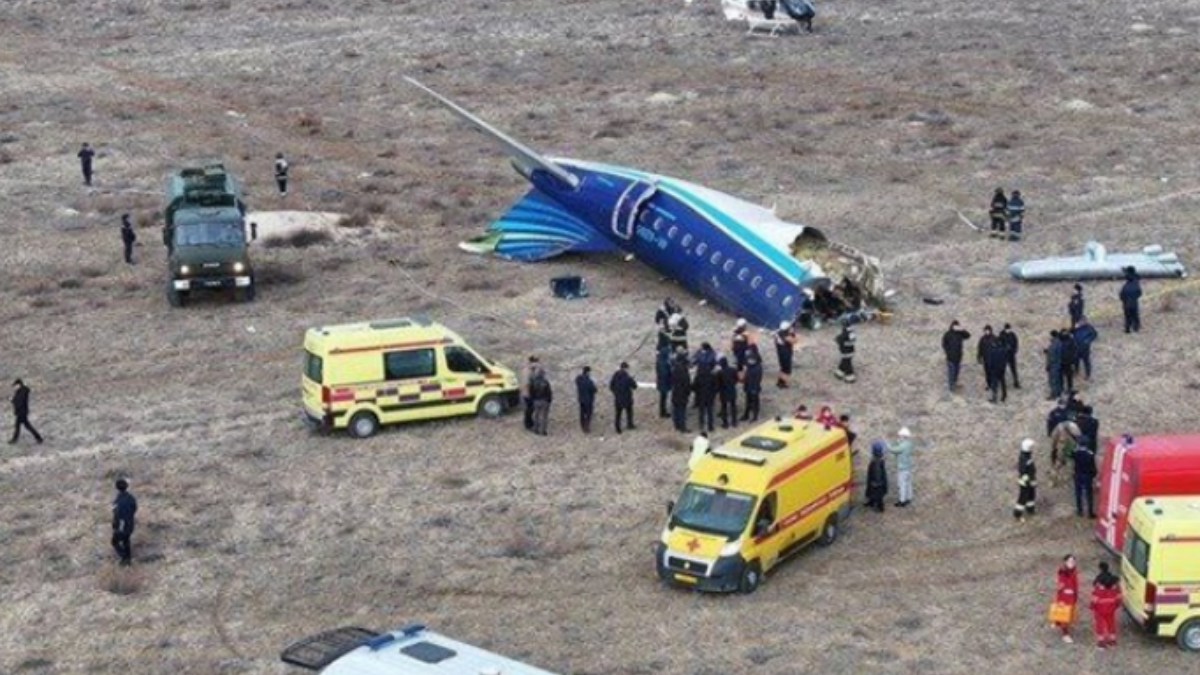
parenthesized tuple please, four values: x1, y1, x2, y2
(1051, 554, 1079, 643)
(1089, 561, 1122, 649)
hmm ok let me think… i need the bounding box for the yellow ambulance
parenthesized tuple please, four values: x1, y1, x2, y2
(301, 317, 520, 438)
(656, 417, 852, 593)
(1121, 496, 1200, 652)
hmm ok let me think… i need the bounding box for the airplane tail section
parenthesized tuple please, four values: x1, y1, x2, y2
(458, 188, 618, 261)
(405, 77, 581, 190)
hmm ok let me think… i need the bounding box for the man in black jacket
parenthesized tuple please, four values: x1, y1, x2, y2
(1059, 330, 1077, 394)
(988, 188, 1008, 238)
(609, 362, 637, 434)
(1072, 443, 1097, 518)
(1068, 284, 1085, 326)
(10, 379, 43, 444)
(112, 478, 138, 565)
(941, 320, 971, 391)
(716, 357, 739, 429)
(78, 142, 95, 186)
(669, 354, 692, 433)
(529, 372, 552, 436)
(1075, 406, 1100, 453)
(984, 338, 1009, 403)
(692, 344, 717, 433)
(120, 213, 137, 264)
(575, 366, 597, 434)
(998, 323, 1020, 389)
(741, 352, 764, 422)
(976, 325, 997, 386)
(1119, 267, 1142, 333)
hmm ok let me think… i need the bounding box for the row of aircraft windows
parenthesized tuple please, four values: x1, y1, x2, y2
(656, 215, 795, 307)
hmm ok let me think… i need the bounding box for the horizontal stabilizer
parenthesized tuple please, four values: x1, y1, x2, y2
(459, 189, 618, 262)
(405, 77, 581, 189)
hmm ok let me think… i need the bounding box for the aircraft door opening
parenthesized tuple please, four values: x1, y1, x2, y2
(612, 179, 657, 240)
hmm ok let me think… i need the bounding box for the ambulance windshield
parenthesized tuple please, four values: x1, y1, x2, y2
(671, 484, 755, 539)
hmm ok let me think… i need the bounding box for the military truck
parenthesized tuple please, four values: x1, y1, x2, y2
(163, 163, 256, 307)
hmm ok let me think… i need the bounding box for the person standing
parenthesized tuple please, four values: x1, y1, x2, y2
(1014, 439, 1038, 521)
(669, 353, 692, 433)
(941, 320, 971, 391)
(833, 324, 856, 383)
(1059, 330, 1078, 394)
(609, 362, 637, 434)
(654, 298, 681, 350)
(1090, 562, 1122, 649)
(773, 321, 798, 389)
(522, 356, 540, 431)
(865, 441, 889, 512)
(976, 325, 997, 385)
(1119, 266, 1142, 333)
(984, 335, 1009, 403)
(688, 432, 711, 470)
(77, 142, 96, 186)
(529, 371, 552, 436)
(731, 318, 753, 372)
(1068, 284, 1085, 326)
(740, 352, 763, 422)
(1071, 318, 1098, 381)
(1051, 555, 1080, 643)
(999, 323, 1021, 389)
(1045, 331, 1065, 401)
(988, 188, 1008, 239)
(716, 357, 739, 429)
(1072, 441, 1097, 518)
(120, 213, 137, 265)
(111, 478, 138, 566)
(889, 427, 916, 507)
(9, 379, 43, 444)
(654, 346, 672, 419)
(1075, 406, 1100, 453)
(575, 366, 597, 434)
(1007, 190, 1026, 241)
(692, 343, 717, 433)
(274, 152, 290, 197)
(667, 313, 689, 355)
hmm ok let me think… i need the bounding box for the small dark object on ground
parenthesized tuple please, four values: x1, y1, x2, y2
(923, 297, 945, 305)
(550, 276, 588, 299)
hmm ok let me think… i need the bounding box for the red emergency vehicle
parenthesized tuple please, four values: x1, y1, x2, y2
(1096, 434, 1200, 552)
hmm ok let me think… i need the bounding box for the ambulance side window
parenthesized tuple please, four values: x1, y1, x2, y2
(384, 349, 436, 380)
(753, 493, 777, 536)
(445, 345, 488, 374)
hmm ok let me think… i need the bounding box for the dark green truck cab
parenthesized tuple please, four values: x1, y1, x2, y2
(164, 164, 256, 307)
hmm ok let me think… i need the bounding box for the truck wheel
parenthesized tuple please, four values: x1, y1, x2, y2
(1178, 618, 1200, 652)
(818, 514, 839, 546)
(477, 394, 504, 419)
(167, 287, 185, 308)
(347, 411, 379, 439)
(738, 562, 762, 594)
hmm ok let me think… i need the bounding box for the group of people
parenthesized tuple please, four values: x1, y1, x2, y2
(988, 187, 1026, 241)
(522, 357, 638, 436)
(1011, 392, 1102, 522)
(1050, 555, 1123, 648)
(863, 427, 917, 512)
(941, 320, 1018, 401)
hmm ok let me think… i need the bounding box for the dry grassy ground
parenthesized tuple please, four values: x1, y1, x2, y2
(2, 0, 1199, 673)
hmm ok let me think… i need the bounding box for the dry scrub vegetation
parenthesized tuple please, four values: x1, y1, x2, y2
(2, 1, 1200, 674)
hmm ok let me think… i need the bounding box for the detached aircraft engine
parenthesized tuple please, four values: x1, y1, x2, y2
(406, 77, 885, 328)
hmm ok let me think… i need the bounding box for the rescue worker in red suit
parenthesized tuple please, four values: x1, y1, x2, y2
(1090, 562, 1122, 649)
(816, 405, 838, 429)
(1052, 554, 1079, 643)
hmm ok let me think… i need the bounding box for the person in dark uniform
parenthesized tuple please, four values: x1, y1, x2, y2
(1059, 330, 1078, 394)
(988, 188, 1008, 238)
(1045, 331, 1065, 401)
(760, 0, 777, 20)
(865, 441, 889, 512)
(112, 478, 138, 566)
(975, 325, 996, 384)
(669, 353, 692, 433)
(941, 320, 971, 391)
(998, 323, 1020, 389)
(10, 379, 43, 444)
(1075, 406, 1099, 452)
(609, 362, 637, 434)
(667, 313, 689, 355)
(1046, 398, 1071, 438)
(692, 343, 717, 433)
(575, 366, 597, 433)
(730, 318, 752, 372)
(529, 371, 552, 436)
(833, 324, 856, 383)
(1119, 266, 1142, 333)
(1068, 284, 1085, 326)
(740, 352, 763, 422)
(654, 298, 681, 351)
(120, 213, 137, 264)
(654, 346, 671, 419)
(274, 152, 290, 197)
(1072, 441, 1097, 518)
(716, 357, 739, 429)
(1014, 439, 1038, 521)
(78, 142, 95, 186)
(984, 337, 1009, 403)
(773, 321, 797, 389)
(1006, 190, 1025, 241)
(522, 356, 540, 431)
(1071, 318, 1098, 380)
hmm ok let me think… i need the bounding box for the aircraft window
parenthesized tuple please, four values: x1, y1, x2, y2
(782, 295, 795, 307)
(652, 217, 664, 231)
(711, 252, 722, 265)
(751, 276, 763, 289)
(738, 268, 750, 281)
(696, 242, 708, 256)
(668, 225, 679, 239)
(723, 260, 735, 274)
(766, 284, 778, 298)
(681, 234, 693, 247)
